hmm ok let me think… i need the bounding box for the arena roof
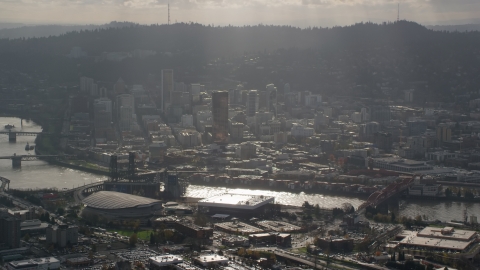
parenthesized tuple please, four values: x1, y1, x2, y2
(82, 191, 161, 210)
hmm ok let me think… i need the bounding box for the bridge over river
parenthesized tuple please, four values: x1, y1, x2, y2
(0, 154, 77, 168)
(357, 175, 416, 214)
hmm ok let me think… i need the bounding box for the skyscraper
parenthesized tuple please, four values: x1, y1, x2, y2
(212, 91, 229, 144)
(161, 69, 174, 112)
(247, 90, 258, 117)
(266, 84, 277, 114)
(113, 77, 126, 95)
(80, 76, 94, 93)
(0, 209, 21, 249)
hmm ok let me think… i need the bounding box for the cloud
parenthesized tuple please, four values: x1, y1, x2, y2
(0, 0, 479, 26)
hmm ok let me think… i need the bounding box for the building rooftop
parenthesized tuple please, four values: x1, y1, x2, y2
(399, 227, 478, 251)
(149, 255, 183, 266)
(82, 191, 161, 210)
(198, 193, 274, 210)
(215, 221, 264, 234)
(417, 226, 477, 241)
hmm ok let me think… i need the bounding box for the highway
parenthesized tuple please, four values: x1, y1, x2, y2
(254, 247, 389, 270)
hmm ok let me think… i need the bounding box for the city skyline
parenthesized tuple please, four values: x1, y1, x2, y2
(1, 0, 480, 27)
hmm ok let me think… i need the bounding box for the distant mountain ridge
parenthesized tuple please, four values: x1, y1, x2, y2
(426, 23, 480, 32)
(0, 21, 138, 39)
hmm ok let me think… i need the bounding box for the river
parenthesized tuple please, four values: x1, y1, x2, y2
(1, 116, 478, 222)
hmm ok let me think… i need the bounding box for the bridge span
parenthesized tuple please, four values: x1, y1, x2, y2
(0, 130, 52, 142)
(357, 176, 416, 213)
(0, 154, 77, 168)
(0, 176, 10, 191)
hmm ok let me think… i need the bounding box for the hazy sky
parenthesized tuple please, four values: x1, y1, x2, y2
(1, 0, 480, 27)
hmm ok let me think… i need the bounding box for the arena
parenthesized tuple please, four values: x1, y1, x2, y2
(82, 191, 162, 220)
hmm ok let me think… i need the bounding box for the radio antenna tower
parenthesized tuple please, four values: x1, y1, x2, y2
(168, 3, 171, 25)
(397, 3, 400, 22)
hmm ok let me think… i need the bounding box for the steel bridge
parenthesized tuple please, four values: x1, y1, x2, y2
(0, 176, 11, 191)
(0, 154, 77, 168)
(0, 131, 52, 142)
(357, 176, 416, 212)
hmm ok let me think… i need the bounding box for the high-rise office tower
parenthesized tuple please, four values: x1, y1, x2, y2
(161, 69, 174, 112)
(0, 209, 21, 249)
(80, 76, 94, 93)
(113, 77, 126, 95)
(283, 83, 291, 95)
(212, 91, 229, 144)
(247, 90, 258, 117)
(266, 84, 277, 114)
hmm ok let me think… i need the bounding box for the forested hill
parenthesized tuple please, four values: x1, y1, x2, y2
(1, 21, 479, 58)
(1, 20, 480, 96)
(0, 21, 137, 39)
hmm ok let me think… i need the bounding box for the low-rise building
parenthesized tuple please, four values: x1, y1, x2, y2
(193, 255, 229, 267)
(398, 227, 479, 255)
(149, 255, 183, 269)
(7, 257, 60, 270)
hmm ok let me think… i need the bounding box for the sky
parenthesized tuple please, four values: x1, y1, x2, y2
(1, 0, 480, 27)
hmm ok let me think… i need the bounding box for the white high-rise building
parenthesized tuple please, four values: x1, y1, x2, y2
(119, 106, 134, 131)
(161, 69, 174, 112)
(247, 90, 258, 117)
(284, 83, 290, 95)
(94, 97, 112, 113)
(266, 84, 277, 113)
(80, 76, 94, 93)
(181, 114, 194, 127)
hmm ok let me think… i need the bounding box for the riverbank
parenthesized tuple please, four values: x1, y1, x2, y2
(406, 194, 480, 203)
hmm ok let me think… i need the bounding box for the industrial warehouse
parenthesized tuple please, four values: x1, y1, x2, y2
(197, 193, 275, 217)
(81, 191, 162, 220)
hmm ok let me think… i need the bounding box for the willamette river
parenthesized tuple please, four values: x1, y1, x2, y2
(1, 117, 479, 222)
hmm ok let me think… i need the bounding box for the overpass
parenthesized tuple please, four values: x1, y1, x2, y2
(357, 176, 416, 213)
(0, 154, 77, 168)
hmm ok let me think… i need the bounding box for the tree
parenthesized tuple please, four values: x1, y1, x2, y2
(457, 190, 462, 197)
(465, 191, 474, 200)
(391, 212, 396, 223)
(129, 233, 138, 247)
(302, 201, 311, 208)
(23, 233, 30, 242)
(91, 244, 97, 252)
(57, 207, 65, 216)
(445, 188, 452, 197)
(150, 232, 155, 245)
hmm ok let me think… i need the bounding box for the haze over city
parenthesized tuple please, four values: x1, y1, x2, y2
(2, 0, 480, 268)
(1, 0, 480, 26)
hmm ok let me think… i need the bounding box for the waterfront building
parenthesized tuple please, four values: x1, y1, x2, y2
(198, 194, 274, 217)
(371, 157, 433, 173)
